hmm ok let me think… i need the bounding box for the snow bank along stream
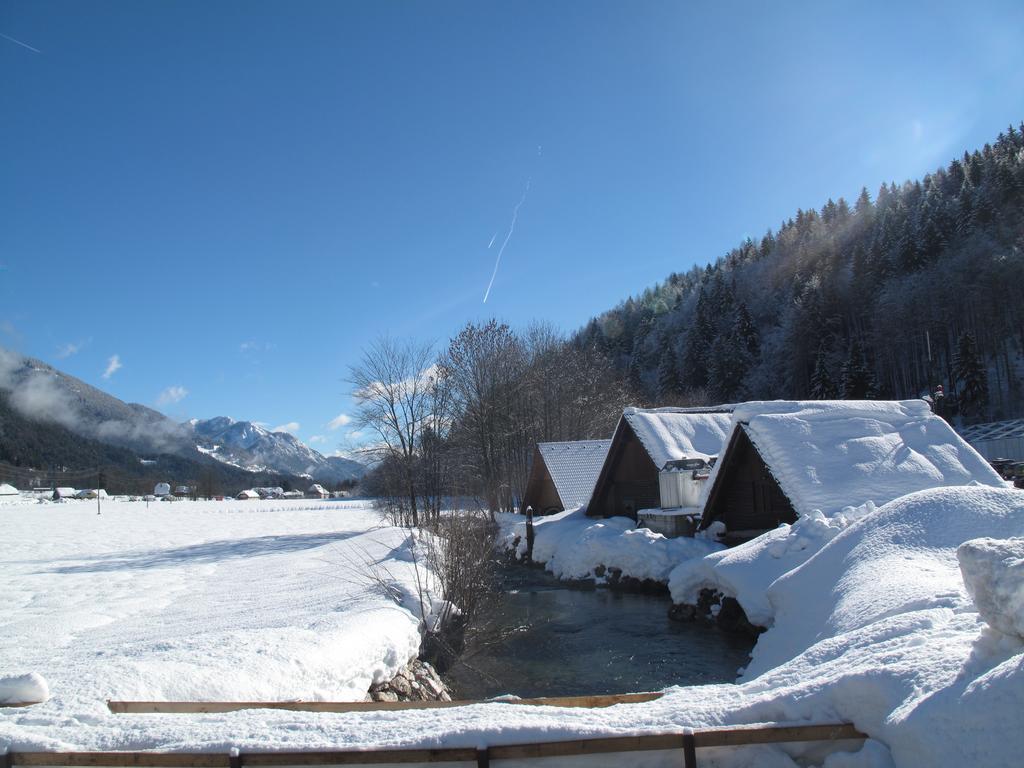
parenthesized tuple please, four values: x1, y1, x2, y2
(3, 492, 1023, 767)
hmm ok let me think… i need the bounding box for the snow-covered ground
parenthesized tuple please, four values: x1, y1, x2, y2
(3, 494, 1023, 767)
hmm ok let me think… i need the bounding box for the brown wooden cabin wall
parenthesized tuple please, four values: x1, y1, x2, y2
(589, 425, 658, 519)
(705, 427, 796, 533)
(521, 449, 565, 515)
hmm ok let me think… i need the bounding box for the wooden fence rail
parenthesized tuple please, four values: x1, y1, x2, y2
(3, 723, 866, 768)
(106, 693, 664, 714)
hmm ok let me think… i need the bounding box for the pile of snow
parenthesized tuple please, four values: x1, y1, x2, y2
(958, 537, 1024, 639)
(0, 672, 49, 705)
(505, 507, 722, 584)
(706, 400, 1004, 518)
(722, 486, 1024, 766)
(670, 502, 877, 626)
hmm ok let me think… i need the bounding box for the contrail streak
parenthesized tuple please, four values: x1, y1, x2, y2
(0, 33, 41, 53)
(483, 180, 530, 303)
(487, 232, 498, 249)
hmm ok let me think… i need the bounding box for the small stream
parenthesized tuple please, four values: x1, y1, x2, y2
(446, 563, 755, 699)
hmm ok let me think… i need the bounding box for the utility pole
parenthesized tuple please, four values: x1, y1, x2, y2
(97, 470, 106, 515)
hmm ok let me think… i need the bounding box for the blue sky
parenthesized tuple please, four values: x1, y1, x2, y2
(2, 0, 1023, 455)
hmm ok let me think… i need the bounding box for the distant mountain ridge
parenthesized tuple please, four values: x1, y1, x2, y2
(189, 417, 364, 483)
(0, 347, 365, 485)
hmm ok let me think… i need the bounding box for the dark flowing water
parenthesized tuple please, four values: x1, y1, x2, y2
(447, 564, 755, 699)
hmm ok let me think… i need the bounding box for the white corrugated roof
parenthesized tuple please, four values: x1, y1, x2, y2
(537, 440, 612, 509)
(622, 407, 733, 468)
(958, 418, 1024, 443)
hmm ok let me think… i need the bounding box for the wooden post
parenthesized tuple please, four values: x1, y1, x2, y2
(681, 727, 697, 768)
(525, 506, 535, 562)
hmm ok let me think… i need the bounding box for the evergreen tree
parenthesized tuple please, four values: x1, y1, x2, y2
(656, 345, 679, 400)
(809, 344, 837, 399)
(840, 340, 876, 399)
(733, 302, 759, 359)
(953, 331, 989, 420)
(679, 286, 713, 388)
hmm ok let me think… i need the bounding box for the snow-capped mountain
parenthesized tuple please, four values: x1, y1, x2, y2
(0, 348, 364, 486)
(188, 417, 364, 484)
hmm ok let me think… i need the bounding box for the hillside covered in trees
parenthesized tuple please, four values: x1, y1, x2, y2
(576, 122, 1024, 423)
(0, 390, 304, 495)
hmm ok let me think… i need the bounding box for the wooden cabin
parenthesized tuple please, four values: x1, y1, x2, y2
(587, 407, 732, 519)
(521, 440, 611, 515)
(699, 425, 796, 542)
(698, 400, 1005, 543)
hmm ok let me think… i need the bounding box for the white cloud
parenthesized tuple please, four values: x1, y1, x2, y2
(102, 354, 122, 379)
(328, 412, 352, 430)
(157, 385, 188, 406)
(308, 434, 327, 444)
(57, 340, 88, 359)
(240, 340, 275, 354)
(271, 421, 300, 435)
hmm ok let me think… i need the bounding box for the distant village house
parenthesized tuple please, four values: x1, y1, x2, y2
(306, 483, 329, 499)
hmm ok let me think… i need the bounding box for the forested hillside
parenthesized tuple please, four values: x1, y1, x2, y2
(0, 391, 302, 495)
(576, 122, 1024, 423)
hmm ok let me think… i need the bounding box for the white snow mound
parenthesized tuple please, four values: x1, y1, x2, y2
(958, 537, 1024, 639)
(0, 672, 50, 705)
(506, 507, 721, 583)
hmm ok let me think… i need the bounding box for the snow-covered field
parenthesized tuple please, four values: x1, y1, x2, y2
(3, 494, 1024, 767)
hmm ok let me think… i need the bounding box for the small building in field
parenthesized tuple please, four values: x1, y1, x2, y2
(282, 490, 304, 499)
(588, 407, 733, 519)
(306, 483, 329, 499)
(174, 485, 192, 498)
(75, 488, 109, 500)
(154, 482, 171, 497)
(236, 489, 260, 500)
(521, 439, 612, 515)
(0, 483, 18, 497)
(699, 400, 1006, 543)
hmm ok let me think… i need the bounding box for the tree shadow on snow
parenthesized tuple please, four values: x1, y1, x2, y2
(42, 530, 364, 573)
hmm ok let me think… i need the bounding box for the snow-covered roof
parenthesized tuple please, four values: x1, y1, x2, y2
(717, 400, 1005, 518)
(308, 483, 327, 493)
(622, 407, 733, 467)
(958, 418, 1024, 444)
(536, 440, 612, 509)
(0, 483, 18, 496)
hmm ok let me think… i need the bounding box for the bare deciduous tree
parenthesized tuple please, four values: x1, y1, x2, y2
(349, 336, 437, 527)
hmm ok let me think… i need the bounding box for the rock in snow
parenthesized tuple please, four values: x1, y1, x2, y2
(958, 537, 1024, 639)
(0, 672, 49, 705)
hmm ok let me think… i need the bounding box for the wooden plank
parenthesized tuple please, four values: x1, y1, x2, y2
(11, 754, 228, 767)
(241, 749, 477, 765)
(693, 722, 867, 748)
(10, 722, 867, 768)
(489, 733, 684, 760)
(107, 692, 663, 715)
